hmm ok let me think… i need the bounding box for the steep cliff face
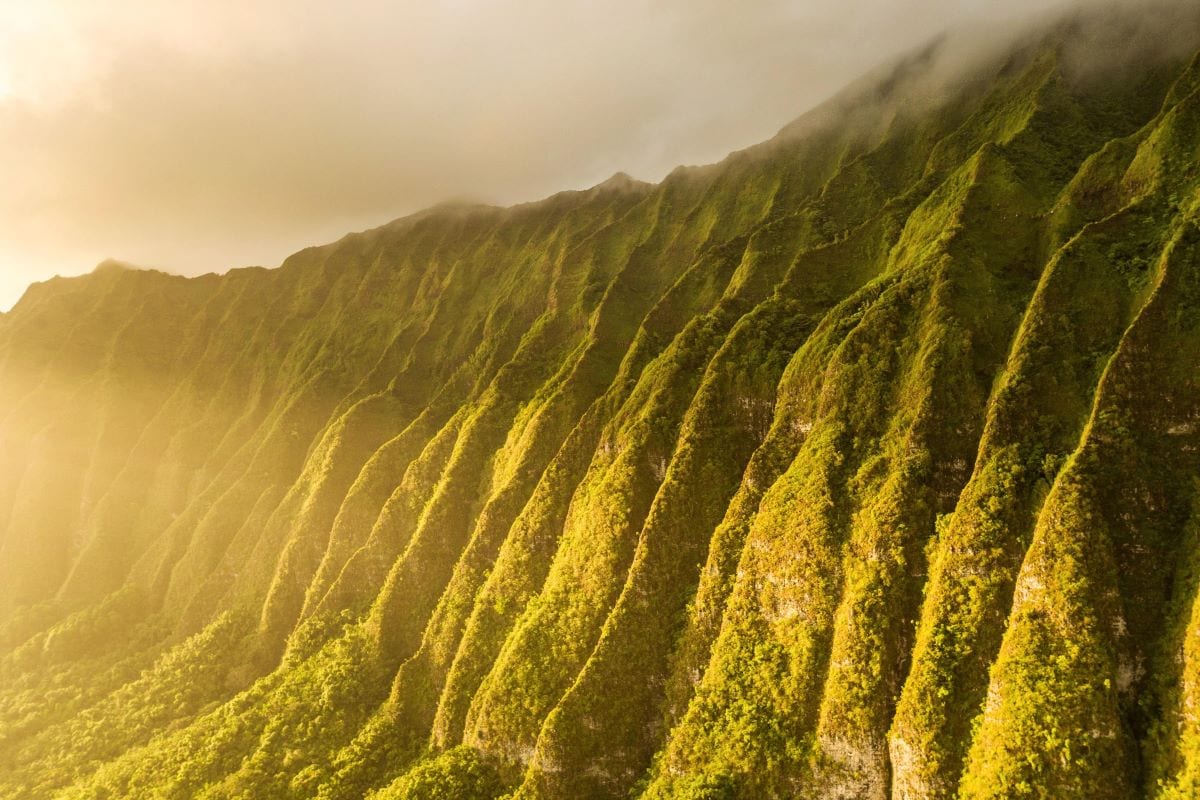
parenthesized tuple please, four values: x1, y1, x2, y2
(2, 8, 1200, 799)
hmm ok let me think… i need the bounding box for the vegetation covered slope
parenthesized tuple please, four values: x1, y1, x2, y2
(2, 7, 1200, 799)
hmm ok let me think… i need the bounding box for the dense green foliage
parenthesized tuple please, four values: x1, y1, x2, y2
(2, 9, 1200, 798)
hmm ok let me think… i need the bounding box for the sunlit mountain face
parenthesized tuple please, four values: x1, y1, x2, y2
(2, 3, 1200, 799)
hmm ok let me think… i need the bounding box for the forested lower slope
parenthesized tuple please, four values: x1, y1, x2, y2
(3, 6, 1200, 798)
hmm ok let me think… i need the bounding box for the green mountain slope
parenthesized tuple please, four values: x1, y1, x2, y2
(3, 6, 1200, 798)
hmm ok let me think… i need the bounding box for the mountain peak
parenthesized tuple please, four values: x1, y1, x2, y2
(593, 171, 647, 192)
(92, 258, 138, 274)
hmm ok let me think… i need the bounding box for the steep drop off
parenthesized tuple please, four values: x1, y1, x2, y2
(3, 8, 1200, 799)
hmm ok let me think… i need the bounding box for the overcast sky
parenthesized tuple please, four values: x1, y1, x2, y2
(0, 0, 1116, 310)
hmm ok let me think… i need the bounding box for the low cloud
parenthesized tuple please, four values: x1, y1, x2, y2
(0, 0, 1183, 309)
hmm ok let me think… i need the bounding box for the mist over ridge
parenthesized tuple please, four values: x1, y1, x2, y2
(1, 0, 1189, 312)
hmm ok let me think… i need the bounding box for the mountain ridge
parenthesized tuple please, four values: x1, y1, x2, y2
(2, 5, 1200, 799)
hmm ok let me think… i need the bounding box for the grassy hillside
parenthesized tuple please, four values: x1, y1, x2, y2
(2, 7, 1200, 798)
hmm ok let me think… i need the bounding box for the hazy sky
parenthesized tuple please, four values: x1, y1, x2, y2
(0, 0, 1105, 310)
